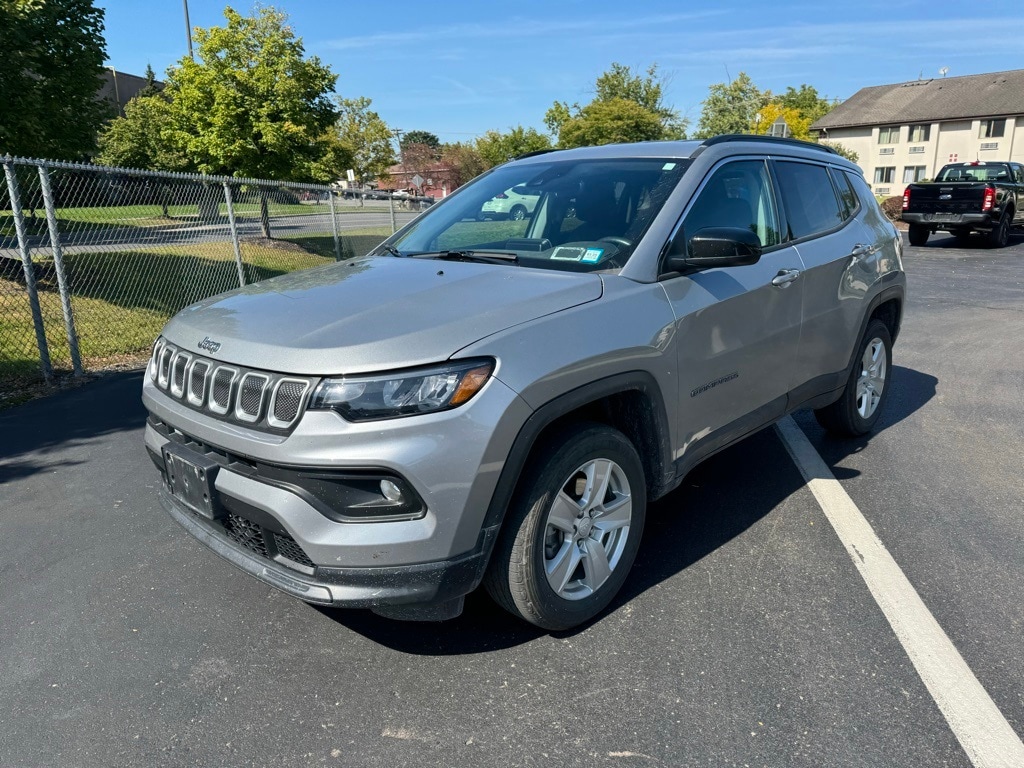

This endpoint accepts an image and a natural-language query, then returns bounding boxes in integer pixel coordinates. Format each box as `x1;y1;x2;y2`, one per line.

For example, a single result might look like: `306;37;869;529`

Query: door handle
771;269;801;287
850;243;875;259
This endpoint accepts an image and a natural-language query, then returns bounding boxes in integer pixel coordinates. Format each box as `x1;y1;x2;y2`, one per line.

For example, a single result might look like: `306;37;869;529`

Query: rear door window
774;161;845;240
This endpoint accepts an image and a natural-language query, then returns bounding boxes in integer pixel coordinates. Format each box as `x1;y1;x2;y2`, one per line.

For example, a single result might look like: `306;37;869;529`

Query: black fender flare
480;371;674;536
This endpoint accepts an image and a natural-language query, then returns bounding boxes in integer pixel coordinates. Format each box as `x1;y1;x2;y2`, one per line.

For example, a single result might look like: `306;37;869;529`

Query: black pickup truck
901;161;1024;247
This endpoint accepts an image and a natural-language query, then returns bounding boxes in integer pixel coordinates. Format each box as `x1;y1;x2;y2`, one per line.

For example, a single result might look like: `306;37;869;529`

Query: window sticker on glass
581;248;605;263
551;246;586;261
662;163;677;171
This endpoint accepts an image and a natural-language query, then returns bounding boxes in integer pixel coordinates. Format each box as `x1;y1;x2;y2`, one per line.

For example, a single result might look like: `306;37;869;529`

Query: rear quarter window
774;161;844;240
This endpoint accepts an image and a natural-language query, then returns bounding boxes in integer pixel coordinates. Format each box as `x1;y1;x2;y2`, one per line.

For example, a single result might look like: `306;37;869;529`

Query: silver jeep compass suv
143;135;905;629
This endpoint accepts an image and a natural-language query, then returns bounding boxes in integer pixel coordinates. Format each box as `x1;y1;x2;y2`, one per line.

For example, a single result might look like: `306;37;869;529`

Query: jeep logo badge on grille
198;336;222;353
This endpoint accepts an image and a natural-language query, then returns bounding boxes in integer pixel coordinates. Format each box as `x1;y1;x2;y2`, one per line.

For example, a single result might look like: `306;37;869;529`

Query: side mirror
664;226;763;272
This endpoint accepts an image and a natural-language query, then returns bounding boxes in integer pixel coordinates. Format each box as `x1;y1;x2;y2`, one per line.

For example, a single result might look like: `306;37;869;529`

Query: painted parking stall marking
776;416;1024;768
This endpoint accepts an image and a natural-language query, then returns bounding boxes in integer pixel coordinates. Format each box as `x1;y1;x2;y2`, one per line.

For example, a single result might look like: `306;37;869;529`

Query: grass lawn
0;201;378;239
0;235;357;396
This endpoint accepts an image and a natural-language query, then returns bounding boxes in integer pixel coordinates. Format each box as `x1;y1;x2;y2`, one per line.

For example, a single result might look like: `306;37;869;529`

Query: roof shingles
811;69;1024;130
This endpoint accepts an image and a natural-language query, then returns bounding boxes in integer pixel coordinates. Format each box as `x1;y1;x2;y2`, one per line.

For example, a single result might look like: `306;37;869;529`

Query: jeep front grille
150;339;314;432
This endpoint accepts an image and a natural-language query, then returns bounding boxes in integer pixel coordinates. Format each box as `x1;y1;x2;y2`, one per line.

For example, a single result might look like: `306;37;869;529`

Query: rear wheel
509;204;528;221
485;423;646;630
908;225;929;246
987;211;1011;248
814;319;892;437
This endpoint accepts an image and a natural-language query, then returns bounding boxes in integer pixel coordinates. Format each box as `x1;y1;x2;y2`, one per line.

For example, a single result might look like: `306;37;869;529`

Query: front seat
563;182;623;242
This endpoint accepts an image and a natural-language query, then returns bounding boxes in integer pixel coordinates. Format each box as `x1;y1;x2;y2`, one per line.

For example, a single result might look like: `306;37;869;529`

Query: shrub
880;196;903;221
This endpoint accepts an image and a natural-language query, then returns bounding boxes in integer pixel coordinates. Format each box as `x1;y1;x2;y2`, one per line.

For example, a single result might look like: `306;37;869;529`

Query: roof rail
700;134;839;155
514;148;558;160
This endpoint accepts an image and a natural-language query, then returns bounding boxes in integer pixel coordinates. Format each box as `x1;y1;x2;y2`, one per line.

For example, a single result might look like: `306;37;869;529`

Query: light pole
183;0;194;60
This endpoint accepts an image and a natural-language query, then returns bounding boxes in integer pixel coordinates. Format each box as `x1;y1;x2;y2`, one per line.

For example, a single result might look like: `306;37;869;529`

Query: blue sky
98;0;1023;142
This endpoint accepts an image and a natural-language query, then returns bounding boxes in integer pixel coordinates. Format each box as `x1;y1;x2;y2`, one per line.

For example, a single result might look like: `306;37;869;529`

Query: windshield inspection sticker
581;248;605;263
551;246;586;261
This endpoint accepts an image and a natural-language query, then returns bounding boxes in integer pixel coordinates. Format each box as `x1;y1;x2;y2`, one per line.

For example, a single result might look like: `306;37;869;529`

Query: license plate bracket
162;442;223;520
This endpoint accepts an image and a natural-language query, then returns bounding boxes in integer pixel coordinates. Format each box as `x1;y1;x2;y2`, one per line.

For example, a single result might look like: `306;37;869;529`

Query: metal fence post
388;194;397;234
222;182;247;287
37;163;83;376
4;160;53;382
327;190;342;261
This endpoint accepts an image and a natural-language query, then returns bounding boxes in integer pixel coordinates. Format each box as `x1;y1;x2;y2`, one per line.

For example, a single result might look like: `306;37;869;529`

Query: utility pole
183;0;194;60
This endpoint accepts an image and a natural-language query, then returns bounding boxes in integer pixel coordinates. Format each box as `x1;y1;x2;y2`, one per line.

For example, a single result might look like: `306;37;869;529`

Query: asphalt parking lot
1;232;1022;767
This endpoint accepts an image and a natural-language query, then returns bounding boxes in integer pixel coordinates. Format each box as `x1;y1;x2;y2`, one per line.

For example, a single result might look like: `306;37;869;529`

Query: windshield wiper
378;243;403;257
406;250;519;265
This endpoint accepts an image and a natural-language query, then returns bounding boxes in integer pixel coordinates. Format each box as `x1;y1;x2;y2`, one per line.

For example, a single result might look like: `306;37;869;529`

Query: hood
162;256;603;375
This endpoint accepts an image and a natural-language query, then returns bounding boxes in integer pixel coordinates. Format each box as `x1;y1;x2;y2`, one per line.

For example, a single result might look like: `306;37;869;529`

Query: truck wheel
987;212;1011;248
484;422;646;630
509;204;528;221
908;225;929;246
814;319;892;437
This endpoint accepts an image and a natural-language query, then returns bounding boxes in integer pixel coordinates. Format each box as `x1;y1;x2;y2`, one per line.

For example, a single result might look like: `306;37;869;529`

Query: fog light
380;479;404;503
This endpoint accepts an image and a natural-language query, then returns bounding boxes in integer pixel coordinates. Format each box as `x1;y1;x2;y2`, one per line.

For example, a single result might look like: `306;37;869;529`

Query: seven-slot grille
149;338;313;431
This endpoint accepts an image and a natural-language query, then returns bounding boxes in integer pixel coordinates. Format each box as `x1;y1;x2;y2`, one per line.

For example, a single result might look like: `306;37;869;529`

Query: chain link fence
1;156;428;404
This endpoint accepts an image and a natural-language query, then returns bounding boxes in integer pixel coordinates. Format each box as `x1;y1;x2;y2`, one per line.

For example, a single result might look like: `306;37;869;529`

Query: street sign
411;174;424;189
346;169;356;182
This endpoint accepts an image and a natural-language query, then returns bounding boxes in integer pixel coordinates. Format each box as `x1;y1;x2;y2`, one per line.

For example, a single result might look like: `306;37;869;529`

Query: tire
509;204;528;221
484;422;646;630
814;319;892;437
987;211;1011;248
908;225;929;246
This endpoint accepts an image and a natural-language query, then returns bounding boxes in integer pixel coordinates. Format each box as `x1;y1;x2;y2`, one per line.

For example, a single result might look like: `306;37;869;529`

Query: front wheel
814;319;892;437
908;225;929;246
509;204;527;221
484;423;646;630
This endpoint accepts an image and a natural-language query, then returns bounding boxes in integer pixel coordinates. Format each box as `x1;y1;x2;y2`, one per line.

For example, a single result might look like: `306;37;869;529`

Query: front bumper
159;485;496;611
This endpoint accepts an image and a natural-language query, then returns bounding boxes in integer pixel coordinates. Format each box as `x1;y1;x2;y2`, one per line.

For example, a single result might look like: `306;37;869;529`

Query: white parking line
775;416;1024;768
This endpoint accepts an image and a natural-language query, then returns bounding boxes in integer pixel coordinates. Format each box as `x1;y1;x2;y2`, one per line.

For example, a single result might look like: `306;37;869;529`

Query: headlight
309;359;495;422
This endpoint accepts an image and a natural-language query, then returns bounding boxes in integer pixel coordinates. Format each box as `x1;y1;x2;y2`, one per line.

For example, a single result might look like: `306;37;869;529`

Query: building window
903;166;927;183
879;147;895;156
980;142;999;151
909;146;926;154
878;126;900;144
908;124;931;142
979;119;1005;138
873;167;895;184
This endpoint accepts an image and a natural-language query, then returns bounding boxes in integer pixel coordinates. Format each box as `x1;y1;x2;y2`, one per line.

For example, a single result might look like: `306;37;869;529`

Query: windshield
382;157;690;272
934;163;1012;182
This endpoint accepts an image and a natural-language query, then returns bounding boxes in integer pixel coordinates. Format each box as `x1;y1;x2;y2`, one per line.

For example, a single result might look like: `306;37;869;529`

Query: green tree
694;72;769;139
593;63;687;138
0;0;110;159
138;63;162;98
778;84;835;124
162;6;339;235
401;130;441;156
820;141;858;163
96;94;187;171
439;142;485;187
335;96;395;185
475;126;551;167
558;98;665;148
545;63;686;147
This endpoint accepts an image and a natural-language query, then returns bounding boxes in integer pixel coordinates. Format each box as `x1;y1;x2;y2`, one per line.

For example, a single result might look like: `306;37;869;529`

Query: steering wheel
597;236;633;249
